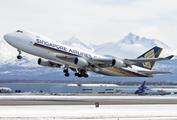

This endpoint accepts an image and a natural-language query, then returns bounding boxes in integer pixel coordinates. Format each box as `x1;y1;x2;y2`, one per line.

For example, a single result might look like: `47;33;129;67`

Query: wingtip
166;55;174;60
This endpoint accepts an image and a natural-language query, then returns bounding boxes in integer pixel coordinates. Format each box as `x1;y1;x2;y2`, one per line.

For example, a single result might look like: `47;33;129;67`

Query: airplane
0;86;12;93
135;81;177;95
146;88;171;95
3;30;174;78
135;81;147;95
113;81;146;94
145;87;177;95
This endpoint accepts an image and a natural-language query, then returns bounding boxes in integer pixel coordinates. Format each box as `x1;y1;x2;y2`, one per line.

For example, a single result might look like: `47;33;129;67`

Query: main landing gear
63;66;88;78
63;67;69;77
17;49;22;59
75;69;89;78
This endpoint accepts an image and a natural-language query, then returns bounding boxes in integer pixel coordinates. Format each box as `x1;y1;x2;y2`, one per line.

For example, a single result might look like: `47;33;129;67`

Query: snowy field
0;96;177;120
1;105;177;120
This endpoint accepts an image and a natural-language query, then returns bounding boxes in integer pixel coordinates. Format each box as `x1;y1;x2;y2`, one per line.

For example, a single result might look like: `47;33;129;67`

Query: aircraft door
29;41;33;46
29;39;34;46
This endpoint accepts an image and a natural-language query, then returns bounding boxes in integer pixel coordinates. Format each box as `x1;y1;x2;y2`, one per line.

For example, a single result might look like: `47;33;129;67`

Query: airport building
1;83;176;94
0;83;119;94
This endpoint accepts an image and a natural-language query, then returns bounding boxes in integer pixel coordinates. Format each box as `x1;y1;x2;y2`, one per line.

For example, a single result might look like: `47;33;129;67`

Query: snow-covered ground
0;105;177;120
0;96;177;120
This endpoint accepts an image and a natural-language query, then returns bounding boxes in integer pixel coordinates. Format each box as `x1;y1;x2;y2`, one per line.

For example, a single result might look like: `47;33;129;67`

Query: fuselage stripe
34;43;78;56
105;66;147;77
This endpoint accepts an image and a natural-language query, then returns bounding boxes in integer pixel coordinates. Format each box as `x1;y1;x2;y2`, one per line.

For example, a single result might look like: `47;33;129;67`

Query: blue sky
1;0;177;48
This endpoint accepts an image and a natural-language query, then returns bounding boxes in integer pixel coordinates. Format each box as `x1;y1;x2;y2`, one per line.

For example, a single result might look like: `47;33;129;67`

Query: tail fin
138;81;146;90
135;81;146;94
136;46;163;70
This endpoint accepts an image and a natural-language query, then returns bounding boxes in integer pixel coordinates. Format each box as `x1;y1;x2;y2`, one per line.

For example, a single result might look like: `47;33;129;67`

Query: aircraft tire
65;73;69;77
17;55;22;59
63;69;68;73
75;73;79;76
84;74;88;78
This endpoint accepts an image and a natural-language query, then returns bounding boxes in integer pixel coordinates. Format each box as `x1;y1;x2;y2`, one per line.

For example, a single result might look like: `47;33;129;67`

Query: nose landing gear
17;49;22;59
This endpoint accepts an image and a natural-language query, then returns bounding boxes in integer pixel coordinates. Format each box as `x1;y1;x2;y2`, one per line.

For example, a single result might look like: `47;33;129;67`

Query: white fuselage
146;88;177;95
4;30;150;77
0;87;11;93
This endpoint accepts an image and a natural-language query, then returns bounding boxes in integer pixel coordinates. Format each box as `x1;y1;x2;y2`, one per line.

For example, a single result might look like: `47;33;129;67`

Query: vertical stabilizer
135;81;146;94
136;46;163;70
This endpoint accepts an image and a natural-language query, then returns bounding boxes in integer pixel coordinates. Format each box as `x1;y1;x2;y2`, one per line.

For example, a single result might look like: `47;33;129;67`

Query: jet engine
112;59;126;68
38;58;61;68
74;57;88;67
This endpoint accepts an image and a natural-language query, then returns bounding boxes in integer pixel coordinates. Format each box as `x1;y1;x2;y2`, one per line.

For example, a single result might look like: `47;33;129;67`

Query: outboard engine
112;59;126;68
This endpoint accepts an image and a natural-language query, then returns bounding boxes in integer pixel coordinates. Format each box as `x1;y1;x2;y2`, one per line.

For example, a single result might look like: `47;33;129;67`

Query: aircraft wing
92;55;174;66
56;54;174;68
56;55;112;65
138;71;173;74
91;55;174;69
90;58;112;64
56;55;76;63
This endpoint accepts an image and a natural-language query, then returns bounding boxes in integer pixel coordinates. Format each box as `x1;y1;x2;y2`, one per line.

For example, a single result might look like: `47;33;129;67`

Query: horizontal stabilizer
138;70;173;75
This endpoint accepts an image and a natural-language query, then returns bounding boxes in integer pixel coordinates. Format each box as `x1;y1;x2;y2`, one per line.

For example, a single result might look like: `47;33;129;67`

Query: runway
1;95;177;120
0;95;177;105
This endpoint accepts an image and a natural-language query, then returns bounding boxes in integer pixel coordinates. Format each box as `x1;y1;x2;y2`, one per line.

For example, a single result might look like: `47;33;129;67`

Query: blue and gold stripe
34;43;78;56
105;66;148;77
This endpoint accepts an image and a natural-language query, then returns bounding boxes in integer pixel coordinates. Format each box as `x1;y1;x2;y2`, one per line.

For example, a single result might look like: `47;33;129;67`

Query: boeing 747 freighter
3;30;174;78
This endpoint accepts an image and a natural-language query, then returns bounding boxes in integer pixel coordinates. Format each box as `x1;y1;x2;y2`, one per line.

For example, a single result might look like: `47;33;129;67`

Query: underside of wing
56;54;76;63
55;55;114;72
90;58;113;64
55;54;174;70
56;55;113;67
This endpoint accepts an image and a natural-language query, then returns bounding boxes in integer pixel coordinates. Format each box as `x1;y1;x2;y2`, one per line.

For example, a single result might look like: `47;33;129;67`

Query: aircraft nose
3;34;11;42
3;33;17;44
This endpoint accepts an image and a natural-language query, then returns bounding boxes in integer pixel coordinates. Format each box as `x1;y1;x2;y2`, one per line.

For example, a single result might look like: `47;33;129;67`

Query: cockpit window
16;30;23;33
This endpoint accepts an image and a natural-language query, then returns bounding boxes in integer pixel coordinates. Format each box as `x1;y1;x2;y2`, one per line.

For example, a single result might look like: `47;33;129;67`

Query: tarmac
0;95;177;105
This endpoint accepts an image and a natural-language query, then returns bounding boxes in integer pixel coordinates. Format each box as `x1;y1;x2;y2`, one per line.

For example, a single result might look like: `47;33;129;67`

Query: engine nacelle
74;57;88;67
38;58;61;68
112;59;126;68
